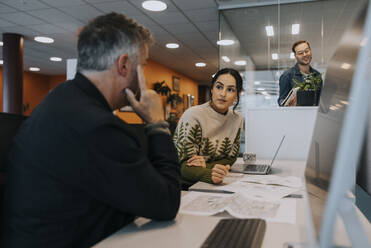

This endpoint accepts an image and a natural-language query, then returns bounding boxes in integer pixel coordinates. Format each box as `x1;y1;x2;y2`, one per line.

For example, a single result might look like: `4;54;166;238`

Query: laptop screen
269;135;286;166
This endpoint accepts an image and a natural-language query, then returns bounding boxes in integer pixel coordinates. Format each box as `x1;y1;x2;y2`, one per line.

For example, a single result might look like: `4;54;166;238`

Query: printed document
241;175;303;189
180;192;296;224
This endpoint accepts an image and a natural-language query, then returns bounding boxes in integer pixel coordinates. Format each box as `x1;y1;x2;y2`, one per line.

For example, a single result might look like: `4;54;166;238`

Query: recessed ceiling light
265;26;274;36
341;63;351;70
34;36;54;44
272;53;278;60
257;88;265;91
254;81;261;85
292;24;300;35
216;39;235;46
166;43;179;49
0;59;3;65
0;41;3;46
195;62;206;67
29;67;40;72
222;56;230;62
290;52;295;59
234;60;246;66
50;57;62;62
142;0;167;11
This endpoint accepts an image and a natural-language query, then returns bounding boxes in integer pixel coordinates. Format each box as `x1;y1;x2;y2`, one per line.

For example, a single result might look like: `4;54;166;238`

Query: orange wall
23;72;51;116
116;59;198;123
0;66;65;115
1;59;198;123
49;75;66;89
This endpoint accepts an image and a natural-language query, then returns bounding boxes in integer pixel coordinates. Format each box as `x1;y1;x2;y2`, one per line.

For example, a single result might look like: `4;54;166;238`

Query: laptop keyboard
201;218;266;248
246;164;268;173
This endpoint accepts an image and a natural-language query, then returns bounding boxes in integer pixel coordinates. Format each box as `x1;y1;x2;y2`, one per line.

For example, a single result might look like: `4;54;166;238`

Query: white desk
94;159;371;248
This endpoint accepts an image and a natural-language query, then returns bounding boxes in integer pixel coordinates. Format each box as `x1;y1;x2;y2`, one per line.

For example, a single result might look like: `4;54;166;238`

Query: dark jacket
278;63;322;106
1;73;181;248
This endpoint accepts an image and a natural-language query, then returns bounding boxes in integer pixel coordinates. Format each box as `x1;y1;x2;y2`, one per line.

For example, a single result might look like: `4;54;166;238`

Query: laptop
240;135;286;175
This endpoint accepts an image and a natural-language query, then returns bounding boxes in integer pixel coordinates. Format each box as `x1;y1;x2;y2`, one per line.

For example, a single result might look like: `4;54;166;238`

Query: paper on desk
241;175;303;188
217;181;298;201
180;192;296;224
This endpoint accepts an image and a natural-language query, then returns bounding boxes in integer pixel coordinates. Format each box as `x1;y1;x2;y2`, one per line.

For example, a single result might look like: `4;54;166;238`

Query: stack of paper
241;175;303;189
218;181;299;201
180;192;297;224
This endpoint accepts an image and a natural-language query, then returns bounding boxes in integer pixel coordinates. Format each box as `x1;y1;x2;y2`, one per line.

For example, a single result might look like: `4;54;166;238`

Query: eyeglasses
295;49;311;56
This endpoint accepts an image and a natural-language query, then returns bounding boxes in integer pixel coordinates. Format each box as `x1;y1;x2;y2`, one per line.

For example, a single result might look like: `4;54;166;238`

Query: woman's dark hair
210;68;243;112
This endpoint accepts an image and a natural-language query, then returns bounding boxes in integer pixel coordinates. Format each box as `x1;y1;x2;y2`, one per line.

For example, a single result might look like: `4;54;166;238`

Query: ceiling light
216;39;235;46
0;41;3;46
257;88;265;91
265;26;274;36
234;60;246;66
195;62;206;67
0;60;3;65
142;1;167;11
341;63;351;70
29;67;40;72
254;81;261;85
50;57;62;62
292;24;300;35
222;56;230;63
290;52;295;59
34;36;54;44
166;43;179;49
272;53;278;60
340;100;349;105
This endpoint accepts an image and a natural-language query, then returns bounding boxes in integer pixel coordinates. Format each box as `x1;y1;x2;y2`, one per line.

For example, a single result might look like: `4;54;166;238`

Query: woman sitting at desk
173;68;243;189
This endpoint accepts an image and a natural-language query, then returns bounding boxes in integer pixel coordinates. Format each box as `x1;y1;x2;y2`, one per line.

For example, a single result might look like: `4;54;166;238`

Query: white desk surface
94;159;371;248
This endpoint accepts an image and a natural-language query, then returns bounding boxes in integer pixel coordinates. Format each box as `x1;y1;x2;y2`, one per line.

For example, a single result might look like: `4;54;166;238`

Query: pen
189;188;235;194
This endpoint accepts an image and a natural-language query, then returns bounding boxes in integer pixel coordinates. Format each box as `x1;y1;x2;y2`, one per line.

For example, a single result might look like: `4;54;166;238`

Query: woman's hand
211;164;230;184
187;155;206;168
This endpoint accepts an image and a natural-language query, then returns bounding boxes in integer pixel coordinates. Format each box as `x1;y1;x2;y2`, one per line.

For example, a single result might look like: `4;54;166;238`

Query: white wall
245;107;318;161
67;58;77;80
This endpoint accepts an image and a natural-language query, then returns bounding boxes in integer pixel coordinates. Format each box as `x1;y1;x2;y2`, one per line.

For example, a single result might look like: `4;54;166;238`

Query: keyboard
245;164;268;173
201;218;266;248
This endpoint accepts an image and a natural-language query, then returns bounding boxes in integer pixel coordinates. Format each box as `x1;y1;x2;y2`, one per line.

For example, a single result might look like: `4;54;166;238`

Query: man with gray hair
2;13;181;248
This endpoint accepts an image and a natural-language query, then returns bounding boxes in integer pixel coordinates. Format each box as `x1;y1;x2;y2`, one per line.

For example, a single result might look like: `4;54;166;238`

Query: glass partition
219;0;365;109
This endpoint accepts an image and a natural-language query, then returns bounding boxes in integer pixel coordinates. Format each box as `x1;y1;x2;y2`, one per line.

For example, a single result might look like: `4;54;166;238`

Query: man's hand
187;155;206;168
211;164;230;184
288;95;297;106
125;65;164;123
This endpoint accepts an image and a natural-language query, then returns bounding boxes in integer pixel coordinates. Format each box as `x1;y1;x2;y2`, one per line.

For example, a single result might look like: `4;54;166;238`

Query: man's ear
117;54;129;77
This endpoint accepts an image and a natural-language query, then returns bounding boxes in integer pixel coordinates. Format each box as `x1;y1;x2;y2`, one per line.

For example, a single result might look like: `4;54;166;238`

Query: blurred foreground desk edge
94;160;371;248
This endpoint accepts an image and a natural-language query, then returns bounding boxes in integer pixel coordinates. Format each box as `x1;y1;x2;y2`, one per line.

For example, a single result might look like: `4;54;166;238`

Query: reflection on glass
219;0;365;108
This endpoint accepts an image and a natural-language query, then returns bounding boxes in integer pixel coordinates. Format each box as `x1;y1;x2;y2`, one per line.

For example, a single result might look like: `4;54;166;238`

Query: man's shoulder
281;65;297;78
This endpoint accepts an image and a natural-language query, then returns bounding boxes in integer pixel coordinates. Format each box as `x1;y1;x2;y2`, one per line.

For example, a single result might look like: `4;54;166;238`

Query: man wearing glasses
278;40;323;106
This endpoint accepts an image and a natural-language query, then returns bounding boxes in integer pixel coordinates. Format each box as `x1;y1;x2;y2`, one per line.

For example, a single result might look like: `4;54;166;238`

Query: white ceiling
0;0;221;84
0;0;366;85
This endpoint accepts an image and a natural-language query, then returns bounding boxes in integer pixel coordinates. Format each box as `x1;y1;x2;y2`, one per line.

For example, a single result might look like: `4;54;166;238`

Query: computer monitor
0;113;26;173
305;2;370;247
